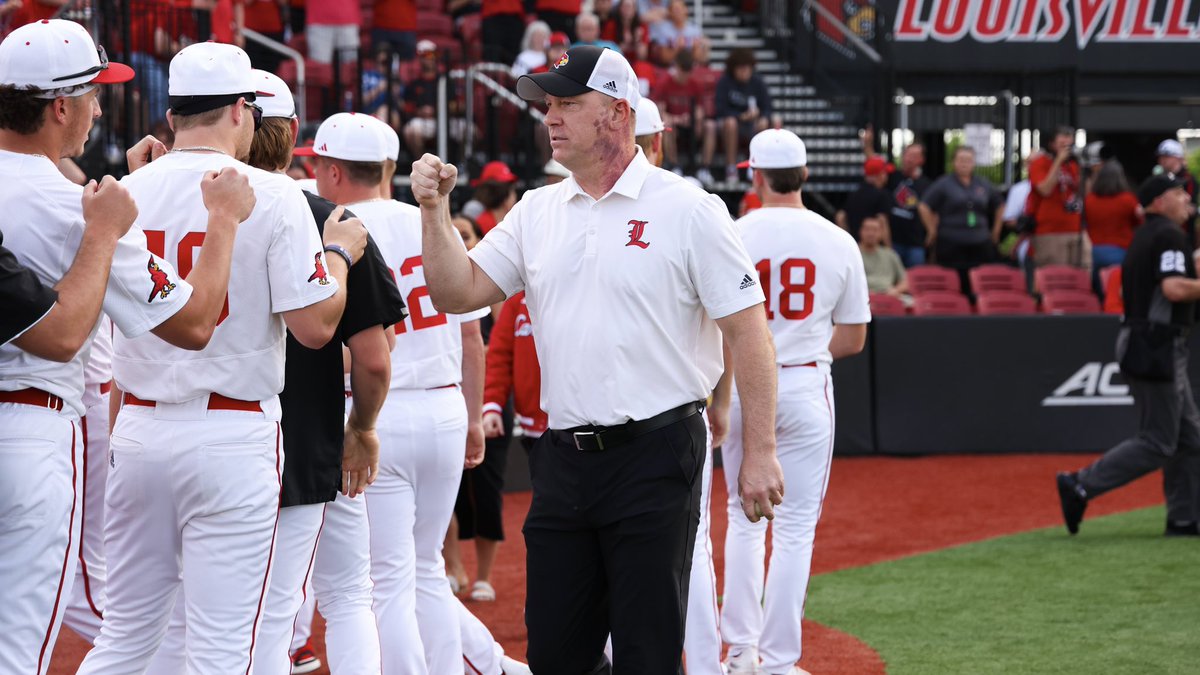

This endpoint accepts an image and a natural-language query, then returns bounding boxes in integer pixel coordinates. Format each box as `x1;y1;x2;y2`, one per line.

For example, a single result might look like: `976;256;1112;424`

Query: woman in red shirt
1085;159;1143;277
470;161;518;235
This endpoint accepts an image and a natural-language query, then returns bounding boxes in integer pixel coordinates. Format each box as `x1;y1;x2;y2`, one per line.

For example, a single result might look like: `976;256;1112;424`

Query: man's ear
51;97;70;125
166;109;176;133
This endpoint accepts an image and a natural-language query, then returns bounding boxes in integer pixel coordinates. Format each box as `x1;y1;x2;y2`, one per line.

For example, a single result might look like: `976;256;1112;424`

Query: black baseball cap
515;45;641;108
1138;173;1187;207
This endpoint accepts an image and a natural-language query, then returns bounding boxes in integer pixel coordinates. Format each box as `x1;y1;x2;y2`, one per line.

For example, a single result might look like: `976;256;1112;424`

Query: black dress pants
523;412;706;675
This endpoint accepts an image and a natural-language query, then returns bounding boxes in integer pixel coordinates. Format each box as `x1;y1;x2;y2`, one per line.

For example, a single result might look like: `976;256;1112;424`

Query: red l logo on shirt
626;219;650;249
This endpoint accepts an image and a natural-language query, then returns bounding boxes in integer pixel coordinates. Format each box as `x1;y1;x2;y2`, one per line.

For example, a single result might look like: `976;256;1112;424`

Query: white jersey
0;151;193;417
736;207;871;367
84;315;113;388
347;199;488;390
113;152;336;403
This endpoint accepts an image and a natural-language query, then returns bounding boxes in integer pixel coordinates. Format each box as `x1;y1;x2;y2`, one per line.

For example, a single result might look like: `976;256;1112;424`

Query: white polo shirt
469;148;765;428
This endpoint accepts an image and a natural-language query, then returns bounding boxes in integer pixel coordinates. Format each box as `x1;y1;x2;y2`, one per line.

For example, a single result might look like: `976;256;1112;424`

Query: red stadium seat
907;265;961;295
968;264;1025;295
976;291;1037;316
1034;264;1090;294
869;293;907;317
912;291;972;316
417;0;444;12
1042;291;1102;315
417;12;455;37
1101;265;1123;314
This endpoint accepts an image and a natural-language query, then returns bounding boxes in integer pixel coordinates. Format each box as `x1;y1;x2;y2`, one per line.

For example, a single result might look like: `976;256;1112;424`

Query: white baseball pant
289;591;316;655
684;419;723;675
250;502;325;675
309;490;382;675
366;386;467;674
721;365;835;674
78;401;283;675
0;402;81;675
64;383;111;644
460;600;503;675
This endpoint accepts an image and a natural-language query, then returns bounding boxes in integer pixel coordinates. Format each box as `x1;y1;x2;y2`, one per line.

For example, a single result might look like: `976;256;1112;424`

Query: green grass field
806;507;1200;674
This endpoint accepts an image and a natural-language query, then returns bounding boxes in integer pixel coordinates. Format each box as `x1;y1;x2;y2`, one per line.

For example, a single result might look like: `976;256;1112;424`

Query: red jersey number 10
755;258;815;320
144;230;230;325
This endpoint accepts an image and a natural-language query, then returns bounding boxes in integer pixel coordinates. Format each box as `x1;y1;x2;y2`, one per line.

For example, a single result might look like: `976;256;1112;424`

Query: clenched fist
81;176;137;240
200;167;256;224
410;153;457;207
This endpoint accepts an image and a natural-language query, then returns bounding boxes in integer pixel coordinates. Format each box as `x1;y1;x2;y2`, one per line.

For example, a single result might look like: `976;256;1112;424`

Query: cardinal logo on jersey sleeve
625;219;650;249
146;256;177;303
308;252;331;285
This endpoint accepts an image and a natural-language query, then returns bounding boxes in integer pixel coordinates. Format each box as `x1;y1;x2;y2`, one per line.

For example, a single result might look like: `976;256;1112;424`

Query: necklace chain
170;146;229;156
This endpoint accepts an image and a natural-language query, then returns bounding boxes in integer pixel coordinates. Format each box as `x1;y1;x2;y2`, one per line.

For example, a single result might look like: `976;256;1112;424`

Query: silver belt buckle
573;431;602;451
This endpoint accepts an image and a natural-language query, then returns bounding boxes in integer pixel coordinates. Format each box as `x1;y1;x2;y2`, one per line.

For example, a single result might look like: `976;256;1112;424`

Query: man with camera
1028;126;1092;273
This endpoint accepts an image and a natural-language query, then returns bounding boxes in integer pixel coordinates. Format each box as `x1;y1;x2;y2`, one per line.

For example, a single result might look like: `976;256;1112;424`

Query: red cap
549;32;570;47
863;156;894;176
471;161;518;186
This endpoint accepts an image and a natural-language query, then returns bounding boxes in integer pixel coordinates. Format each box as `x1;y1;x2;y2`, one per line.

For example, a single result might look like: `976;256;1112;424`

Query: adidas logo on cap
602;80;618;92
739;274;757;290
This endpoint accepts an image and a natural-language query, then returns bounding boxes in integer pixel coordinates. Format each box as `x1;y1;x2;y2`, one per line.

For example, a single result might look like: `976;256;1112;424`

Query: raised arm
12;177;134;361
282;207;367;349
410;154;504;313
715;304;783;523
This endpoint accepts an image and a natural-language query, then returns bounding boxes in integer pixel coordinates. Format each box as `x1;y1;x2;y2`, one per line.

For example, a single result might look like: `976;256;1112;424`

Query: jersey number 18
755;258;815;320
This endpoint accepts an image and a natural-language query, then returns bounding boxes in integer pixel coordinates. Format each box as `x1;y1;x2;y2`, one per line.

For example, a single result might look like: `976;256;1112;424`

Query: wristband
324;244;353;267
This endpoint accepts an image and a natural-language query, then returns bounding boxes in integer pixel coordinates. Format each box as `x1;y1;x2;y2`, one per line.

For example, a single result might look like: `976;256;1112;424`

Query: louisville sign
893;0;1200;48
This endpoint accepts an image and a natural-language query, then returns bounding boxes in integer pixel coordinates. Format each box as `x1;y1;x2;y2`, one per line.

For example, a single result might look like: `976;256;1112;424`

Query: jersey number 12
755;258;815;320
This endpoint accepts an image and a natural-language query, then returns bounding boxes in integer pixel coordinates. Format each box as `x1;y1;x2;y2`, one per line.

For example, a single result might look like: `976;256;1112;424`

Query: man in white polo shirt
718;129;870;675
412;45;783;674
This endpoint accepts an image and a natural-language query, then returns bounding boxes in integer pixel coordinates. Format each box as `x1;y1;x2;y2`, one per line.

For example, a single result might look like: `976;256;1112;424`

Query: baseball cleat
501;655;535;674
290;638;322;674
1056;472;1088;535
725;645;760;674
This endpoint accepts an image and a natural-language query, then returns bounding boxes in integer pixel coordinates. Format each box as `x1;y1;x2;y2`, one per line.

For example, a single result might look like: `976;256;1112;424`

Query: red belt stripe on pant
122;392;263;412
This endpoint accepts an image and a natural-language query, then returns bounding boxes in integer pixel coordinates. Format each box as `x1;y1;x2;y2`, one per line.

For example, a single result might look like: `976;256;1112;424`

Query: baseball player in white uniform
62;317;114;644
0;20;261;674
302;111;488;674
77;42;367;674
717;129;871;675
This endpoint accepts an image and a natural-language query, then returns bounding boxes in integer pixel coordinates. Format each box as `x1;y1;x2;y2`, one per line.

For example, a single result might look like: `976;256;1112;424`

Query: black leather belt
554;401;706;452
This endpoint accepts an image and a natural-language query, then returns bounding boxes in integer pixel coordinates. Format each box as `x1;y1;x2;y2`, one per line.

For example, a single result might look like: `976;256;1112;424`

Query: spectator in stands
306;0;360;64
1028;125;1092;274
373;0;419;60
243;0;284;70
286;0;305;35
653;49;707;173
1000;174;1032;260
739;188;762;216
919;146;1003;284
453;213;484;249
702;47;774;184
859;216;909;298
129;0;196;128
535;0;580;42
471;161;519;234
572;11;621;51
361;46;403;124
862;127;931;267
638;0;669;25
481;0;524;63
604;0;648;62
837;157;893;242
402;40;464;160
4;0;63;35
689;36;719;100
1154;139;1199;244
1086;159;1143;275
649;0;702;61
512;20;552;76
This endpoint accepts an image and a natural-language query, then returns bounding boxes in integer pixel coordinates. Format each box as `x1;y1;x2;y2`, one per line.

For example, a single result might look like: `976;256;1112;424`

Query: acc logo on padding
1041;362;1131;407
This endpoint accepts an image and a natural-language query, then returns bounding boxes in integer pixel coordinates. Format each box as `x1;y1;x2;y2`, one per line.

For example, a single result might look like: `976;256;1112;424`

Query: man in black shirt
836;156;893;242
1058;174;1200;537
887;144;932;267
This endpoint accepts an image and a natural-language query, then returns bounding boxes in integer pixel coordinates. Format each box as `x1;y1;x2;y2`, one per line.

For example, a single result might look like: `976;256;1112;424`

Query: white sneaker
696;167;715;185
725;645;759;674
767;667;812;675
500;655;534;674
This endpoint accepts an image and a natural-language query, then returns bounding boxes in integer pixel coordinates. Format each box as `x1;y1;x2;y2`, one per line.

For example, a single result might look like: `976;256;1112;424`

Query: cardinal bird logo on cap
308;253;331;285
554;52;570;69
146;256;176;303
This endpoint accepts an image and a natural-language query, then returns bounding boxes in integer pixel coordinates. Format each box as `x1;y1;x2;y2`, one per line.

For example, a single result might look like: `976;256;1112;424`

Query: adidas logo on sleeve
739;274;757;290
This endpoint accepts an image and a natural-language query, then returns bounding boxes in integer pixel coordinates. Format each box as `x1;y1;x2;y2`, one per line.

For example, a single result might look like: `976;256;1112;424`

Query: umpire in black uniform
1058;174;1200;536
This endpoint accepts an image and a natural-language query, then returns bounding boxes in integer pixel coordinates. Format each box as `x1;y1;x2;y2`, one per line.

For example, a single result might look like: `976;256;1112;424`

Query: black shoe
1164;520;1200;537
1056;472;1088;535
